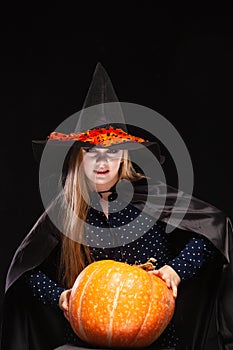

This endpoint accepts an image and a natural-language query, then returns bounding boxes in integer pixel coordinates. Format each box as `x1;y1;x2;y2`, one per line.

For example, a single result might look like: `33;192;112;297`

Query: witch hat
32;62;165;163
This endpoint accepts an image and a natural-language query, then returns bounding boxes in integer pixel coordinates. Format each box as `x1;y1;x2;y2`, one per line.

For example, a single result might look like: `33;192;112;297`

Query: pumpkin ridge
130;271;153;346
107;278;125;346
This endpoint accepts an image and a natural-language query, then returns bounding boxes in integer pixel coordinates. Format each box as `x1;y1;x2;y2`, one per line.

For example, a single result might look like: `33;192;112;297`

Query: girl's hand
149;265;181;298
59;289;72;321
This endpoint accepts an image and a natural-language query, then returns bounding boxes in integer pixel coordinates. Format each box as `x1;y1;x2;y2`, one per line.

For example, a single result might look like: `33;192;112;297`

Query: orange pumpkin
69;259;175;348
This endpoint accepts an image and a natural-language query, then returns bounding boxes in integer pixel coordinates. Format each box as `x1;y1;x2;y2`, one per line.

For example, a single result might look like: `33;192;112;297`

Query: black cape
1;180;233;350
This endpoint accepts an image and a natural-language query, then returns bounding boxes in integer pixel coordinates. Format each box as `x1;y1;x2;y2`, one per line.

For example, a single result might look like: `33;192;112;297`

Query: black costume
1;63;233;350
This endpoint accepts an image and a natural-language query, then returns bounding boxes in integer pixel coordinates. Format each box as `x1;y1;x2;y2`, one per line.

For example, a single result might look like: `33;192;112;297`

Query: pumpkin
68;259;175;348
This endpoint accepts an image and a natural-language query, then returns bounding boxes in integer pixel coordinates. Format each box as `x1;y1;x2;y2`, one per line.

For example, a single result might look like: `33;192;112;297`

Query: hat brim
32;123;166;164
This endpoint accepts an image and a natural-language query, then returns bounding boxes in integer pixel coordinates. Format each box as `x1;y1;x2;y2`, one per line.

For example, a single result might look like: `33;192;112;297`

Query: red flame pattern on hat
47;126;146;147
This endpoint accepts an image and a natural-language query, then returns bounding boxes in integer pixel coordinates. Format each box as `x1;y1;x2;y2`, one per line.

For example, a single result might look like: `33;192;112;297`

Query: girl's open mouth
94;170;110;175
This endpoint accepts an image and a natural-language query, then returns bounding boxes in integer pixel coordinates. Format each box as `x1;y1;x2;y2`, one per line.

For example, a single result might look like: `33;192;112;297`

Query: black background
1;14;233;321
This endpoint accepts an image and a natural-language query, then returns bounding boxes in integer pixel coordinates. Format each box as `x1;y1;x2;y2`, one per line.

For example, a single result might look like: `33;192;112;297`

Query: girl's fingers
165;278;171;288
150;269;171;287
171;280;178;298
62;301;69;311
149;267;180;298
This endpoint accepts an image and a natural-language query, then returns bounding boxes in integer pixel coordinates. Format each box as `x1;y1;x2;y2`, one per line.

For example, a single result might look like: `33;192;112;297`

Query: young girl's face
82;147;124;190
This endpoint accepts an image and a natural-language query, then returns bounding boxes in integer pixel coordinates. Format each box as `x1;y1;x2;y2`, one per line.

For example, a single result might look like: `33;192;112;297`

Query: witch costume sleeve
1;62;233;350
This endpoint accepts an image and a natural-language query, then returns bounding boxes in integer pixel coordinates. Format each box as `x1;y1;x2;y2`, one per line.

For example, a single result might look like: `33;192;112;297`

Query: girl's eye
107;149;119;154
83;148;97;153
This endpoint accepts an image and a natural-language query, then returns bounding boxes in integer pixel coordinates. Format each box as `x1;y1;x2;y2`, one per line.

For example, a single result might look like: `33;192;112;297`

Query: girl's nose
96;153;109;163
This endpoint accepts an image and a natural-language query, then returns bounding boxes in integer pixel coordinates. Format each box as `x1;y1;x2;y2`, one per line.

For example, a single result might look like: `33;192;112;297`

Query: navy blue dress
25;194;216;349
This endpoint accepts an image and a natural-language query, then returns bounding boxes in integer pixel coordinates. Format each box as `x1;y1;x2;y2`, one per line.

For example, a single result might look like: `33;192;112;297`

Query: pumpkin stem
134;257;157;271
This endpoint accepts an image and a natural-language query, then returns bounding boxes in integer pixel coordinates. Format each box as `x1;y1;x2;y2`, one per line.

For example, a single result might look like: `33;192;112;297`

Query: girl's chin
94;177;112;184
93;172;115;181
87;175;118;189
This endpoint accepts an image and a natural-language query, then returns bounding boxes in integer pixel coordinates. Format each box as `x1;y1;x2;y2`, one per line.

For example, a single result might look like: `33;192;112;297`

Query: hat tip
96;61;103;67
93;61;107;75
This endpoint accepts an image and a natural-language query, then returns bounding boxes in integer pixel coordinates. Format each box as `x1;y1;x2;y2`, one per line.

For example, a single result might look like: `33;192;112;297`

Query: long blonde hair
59;145;145;288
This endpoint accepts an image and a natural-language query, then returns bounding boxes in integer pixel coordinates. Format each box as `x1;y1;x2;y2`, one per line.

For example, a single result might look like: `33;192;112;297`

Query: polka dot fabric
24;270;65;309
25;195;216;349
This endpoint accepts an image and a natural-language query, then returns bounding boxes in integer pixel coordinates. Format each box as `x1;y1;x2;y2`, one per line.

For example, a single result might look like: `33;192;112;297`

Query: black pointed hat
32;62;165;163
